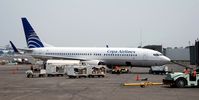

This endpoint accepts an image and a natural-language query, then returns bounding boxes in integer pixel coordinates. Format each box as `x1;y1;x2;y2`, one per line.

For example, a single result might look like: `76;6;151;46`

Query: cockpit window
153;53;163;56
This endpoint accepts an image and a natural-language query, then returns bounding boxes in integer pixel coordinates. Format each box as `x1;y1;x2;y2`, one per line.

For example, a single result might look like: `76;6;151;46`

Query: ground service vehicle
163;69;199;88
112;66;129;74
46;64;65;77
66;65;106;78
46;60;80;76
26;69;46;78
149;65;168;74
87;65;106;78
66;65;88;78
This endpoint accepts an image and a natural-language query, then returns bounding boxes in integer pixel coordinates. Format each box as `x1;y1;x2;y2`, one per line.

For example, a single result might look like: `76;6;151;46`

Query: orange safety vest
115;66;119;71
184;69;189;74
193;70;197;77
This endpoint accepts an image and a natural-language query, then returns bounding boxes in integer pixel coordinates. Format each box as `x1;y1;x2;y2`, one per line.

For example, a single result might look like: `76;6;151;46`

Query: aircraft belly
104;59;126;65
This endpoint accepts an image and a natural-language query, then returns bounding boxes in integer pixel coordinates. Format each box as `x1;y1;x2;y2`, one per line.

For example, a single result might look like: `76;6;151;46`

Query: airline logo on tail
21;18;44;48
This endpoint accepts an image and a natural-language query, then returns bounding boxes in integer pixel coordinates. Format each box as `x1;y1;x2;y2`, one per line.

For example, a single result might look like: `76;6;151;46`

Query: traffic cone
135;74;140;81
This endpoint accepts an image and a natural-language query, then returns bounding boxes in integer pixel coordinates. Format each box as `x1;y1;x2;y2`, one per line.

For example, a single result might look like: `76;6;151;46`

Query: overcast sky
0;0;199;48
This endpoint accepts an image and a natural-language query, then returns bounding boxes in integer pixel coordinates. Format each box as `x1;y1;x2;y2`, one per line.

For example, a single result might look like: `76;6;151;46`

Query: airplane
10;41;20;54
11;17;171;68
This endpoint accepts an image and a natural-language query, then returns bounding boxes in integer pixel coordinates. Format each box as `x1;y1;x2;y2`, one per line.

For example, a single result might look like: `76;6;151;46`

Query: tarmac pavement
0;64;199;100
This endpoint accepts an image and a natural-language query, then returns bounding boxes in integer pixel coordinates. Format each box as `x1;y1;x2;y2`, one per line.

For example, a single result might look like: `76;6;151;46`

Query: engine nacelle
82;60;105;65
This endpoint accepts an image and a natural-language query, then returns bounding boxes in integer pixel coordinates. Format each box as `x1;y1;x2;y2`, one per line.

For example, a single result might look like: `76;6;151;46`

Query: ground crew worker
30;65;33;71
115;66;120;74
193;68;197;77
115;66;118;70
183;67;190;74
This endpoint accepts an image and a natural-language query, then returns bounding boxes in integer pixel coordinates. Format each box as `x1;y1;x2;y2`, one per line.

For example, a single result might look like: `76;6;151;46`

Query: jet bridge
170;60;192;69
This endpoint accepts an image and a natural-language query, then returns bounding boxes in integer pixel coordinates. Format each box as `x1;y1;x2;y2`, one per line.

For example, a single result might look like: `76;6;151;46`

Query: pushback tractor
163;69;199;88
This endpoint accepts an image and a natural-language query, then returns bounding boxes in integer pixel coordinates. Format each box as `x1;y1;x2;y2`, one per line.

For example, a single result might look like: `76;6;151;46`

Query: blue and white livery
19;17;170;67
22;18;44;48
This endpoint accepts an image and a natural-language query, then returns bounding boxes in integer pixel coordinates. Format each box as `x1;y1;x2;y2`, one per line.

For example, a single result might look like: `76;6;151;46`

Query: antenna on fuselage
137;28;143;48
140;28;143;48
106;44;109;48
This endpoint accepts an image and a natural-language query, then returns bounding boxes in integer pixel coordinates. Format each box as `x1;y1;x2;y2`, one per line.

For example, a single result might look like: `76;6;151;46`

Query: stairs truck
163;68;199;88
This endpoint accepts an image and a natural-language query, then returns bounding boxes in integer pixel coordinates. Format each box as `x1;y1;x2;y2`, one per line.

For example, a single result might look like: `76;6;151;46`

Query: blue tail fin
9;41;20;53
21;17;44;48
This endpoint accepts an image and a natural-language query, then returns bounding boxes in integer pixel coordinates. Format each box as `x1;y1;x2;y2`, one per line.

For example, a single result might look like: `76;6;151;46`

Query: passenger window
153;54;159;56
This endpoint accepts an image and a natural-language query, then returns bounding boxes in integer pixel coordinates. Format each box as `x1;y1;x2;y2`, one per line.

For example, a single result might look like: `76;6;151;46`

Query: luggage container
46;65;65;76
46;60;81;77
26;69;46;78
66;65;88;78
149;65;168;74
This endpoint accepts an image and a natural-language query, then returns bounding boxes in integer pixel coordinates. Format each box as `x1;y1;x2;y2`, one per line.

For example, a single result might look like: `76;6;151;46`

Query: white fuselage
19;18;170;68
29;47;170;67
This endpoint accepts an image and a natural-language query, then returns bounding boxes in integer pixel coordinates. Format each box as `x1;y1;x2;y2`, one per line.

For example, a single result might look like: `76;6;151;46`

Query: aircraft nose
162;56;171;63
